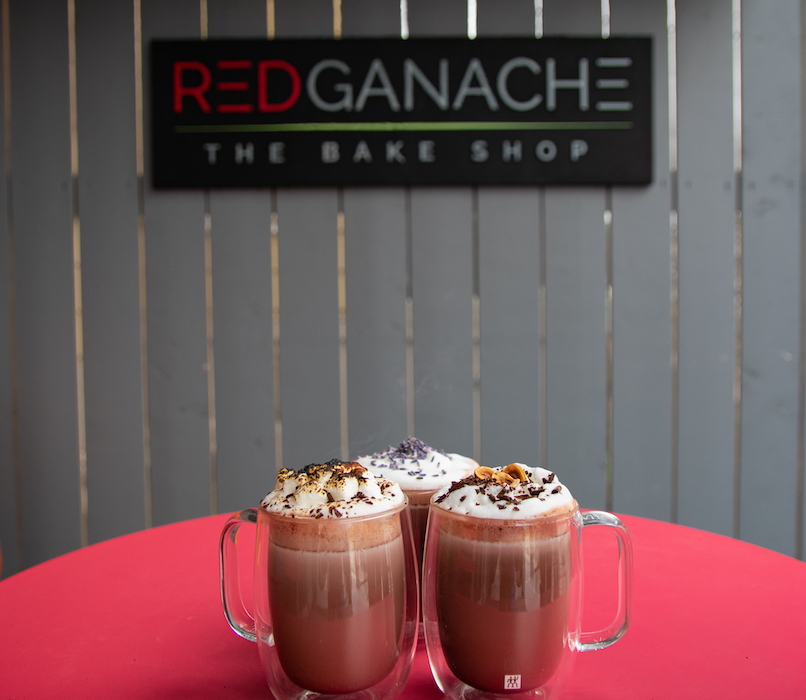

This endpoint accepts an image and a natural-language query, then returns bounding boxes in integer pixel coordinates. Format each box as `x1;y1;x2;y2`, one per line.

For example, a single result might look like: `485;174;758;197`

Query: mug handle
577;510;634;651
219;508;258;642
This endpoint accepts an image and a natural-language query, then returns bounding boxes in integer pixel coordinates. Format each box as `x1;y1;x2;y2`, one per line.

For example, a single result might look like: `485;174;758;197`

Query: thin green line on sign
174;120;633;134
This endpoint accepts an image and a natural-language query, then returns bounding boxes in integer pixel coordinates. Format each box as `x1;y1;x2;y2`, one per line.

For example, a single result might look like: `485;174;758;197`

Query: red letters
173;61;212;113
259;60;301;112
216;60;253;113
173;58;301;114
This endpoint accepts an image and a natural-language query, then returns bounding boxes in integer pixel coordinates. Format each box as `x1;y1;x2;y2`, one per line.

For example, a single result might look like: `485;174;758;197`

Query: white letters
594;57;633;110
453;58;499;111
203;143;221;164
201;137;597;171
570;139;588;161
546;58;589;111
502;140;522;162
497;58;542;111
307;60;353;112
418;140;436;162
322;141;340;163
386;141;405;163
353;141;372;162
235;142;254;164
404;59;449;111
471;140;489;162
268;142;285;164
355;59;401;112
536;140;557;162
302;54;627;117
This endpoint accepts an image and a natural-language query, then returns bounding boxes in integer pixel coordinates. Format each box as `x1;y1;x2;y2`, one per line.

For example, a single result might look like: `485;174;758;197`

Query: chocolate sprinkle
434;466;568;512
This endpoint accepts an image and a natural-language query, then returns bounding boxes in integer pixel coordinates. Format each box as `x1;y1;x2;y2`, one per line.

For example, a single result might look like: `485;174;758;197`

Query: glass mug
219;500;420;700
422;502;633;699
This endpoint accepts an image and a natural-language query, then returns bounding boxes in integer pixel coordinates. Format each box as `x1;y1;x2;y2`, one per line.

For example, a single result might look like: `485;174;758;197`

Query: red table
1;512;804;699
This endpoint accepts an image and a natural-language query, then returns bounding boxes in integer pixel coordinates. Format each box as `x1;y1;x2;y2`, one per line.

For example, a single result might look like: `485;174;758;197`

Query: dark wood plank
739;0;802;555
11;0;81;566
207;0;278;512
142;0;210;526
77;0;147;544
609;0;674;521
675;0;735;537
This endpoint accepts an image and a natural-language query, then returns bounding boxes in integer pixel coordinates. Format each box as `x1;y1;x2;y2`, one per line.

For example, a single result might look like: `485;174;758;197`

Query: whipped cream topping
261;459;405;518
357;437;477;492
432;464;575;519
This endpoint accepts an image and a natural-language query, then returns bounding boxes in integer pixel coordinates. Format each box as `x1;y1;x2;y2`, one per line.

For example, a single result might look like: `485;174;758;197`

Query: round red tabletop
0;512;804;699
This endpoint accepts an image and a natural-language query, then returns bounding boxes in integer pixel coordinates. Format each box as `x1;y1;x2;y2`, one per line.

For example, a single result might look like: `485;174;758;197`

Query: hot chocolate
260;460;409;694
357;438;477;566
429;464;577;693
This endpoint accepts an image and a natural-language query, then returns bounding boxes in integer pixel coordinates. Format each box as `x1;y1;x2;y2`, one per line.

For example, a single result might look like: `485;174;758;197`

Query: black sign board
151;37;652;188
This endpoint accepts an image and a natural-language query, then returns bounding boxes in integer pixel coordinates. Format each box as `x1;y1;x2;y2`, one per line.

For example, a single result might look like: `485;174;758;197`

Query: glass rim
259;495;409;523
429;498;580;527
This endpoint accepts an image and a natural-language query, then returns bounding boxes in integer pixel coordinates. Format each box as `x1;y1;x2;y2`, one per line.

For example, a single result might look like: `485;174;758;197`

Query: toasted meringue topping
262;459;405;518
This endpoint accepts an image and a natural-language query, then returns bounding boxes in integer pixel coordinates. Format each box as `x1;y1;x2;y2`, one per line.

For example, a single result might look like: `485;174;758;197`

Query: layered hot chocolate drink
429;464;577;693
357;438;477;567
260;460;408;694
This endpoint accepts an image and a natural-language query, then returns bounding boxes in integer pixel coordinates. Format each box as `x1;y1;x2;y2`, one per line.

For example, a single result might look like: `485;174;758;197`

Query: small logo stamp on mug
504;675;522;690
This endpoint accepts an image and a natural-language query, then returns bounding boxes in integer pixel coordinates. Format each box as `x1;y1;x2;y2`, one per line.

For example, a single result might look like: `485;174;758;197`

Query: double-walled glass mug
422;502;633;700
219;500;420;700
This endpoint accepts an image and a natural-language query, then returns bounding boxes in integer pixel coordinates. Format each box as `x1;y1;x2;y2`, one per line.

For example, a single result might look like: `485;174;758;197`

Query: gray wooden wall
1;0;805;577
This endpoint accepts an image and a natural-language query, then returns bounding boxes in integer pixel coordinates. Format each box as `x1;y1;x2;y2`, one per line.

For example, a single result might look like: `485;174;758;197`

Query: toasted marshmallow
432;464;575;519
262;459;404;518
357;437;477;493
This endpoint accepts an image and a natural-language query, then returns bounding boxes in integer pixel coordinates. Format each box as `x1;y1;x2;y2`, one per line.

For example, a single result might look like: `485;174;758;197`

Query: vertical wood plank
477;187;542;467
76;0;146;544
207;0;277;513
11;0;81;566
675;0;735;537
142;0;210;526
544;188;608;509
475;2;543;468
208;187;276;511
407;0;475;457
408;0;466;36
0;0;19;578
276;188;342;466
410;188;475;454
543;0;602;35
344;189;408;456
342;0;401;37
275;0;333;37
542;0;608;509
274;1;342;470
478;0;535;36
609;0;673;520
341;1;409;458
207;0;266;37
739;0;801;555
